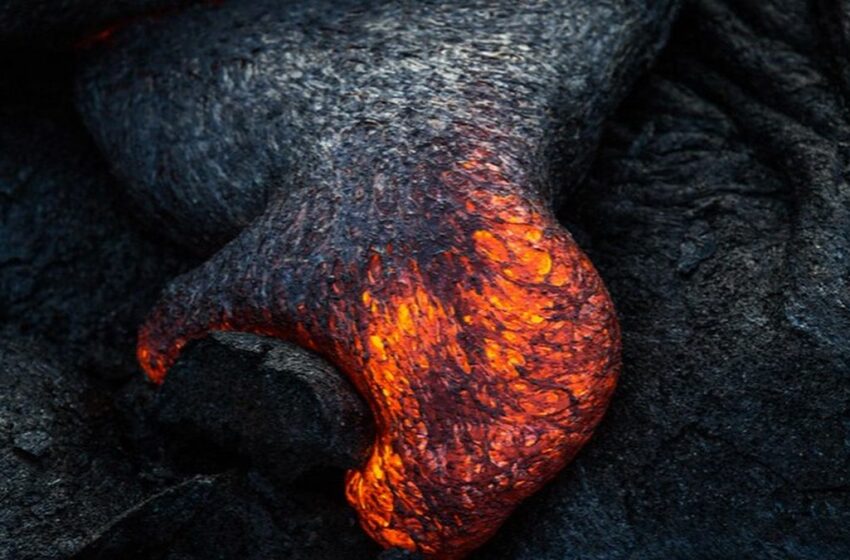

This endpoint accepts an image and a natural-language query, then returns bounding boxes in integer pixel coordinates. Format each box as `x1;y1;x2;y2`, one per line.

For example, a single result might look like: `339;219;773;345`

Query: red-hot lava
138;147;620;558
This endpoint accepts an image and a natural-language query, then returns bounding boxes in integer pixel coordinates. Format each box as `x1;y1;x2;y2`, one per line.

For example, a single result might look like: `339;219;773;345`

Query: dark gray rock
378;549;424;560
0;85;196;379
0;336;149;560
75;471;380;560
0;314;377;560
154;332;373;482
78;3;678;554
0;330;379;560
0;0;185;49
476;1;850;558
13;430;53;458
76;0;679;254
0;65;380;556
7;0;845;557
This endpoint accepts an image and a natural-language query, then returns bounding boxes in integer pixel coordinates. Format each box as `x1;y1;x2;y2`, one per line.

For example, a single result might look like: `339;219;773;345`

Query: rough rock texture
378;549;424;560
76;1;687;555
0;51;384;559
0;336;148;560
77;0;679;254
5;0;849;558
73;330;386;560
0;0;186;49
154;332;374;482
476;1;850;558
0;57;196;379
0;330;382;560
75;472;380;560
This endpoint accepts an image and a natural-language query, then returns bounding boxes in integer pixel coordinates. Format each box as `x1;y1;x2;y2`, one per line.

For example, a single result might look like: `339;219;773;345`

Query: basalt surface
1;0;848;558
75;1;689;556
0;0;186;49
153;332;374;483
76;1;681;557
477;1;850;558
77;0;679;254
0;336;147;560
0;59;194;380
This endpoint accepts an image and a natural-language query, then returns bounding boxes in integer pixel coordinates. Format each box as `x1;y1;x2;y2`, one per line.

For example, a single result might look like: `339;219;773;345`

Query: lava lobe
138;143;620;558
71;0;680;556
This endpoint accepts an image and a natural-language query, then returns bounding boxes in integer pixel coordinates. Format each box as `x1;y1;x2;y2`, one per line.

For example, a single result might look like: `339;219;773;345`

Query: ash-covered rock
154;332;373;482
477;1;850;558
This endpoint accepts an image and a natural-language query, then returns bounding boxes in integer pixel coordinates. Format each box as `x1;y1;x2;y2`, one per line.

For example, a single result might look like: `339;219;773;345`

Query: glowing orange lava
138;147;620;559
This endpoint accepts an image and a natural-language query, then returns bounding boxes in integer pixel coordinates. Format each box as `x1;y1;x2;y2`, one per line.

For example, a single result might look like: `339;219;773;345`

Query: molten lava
138;147;620;559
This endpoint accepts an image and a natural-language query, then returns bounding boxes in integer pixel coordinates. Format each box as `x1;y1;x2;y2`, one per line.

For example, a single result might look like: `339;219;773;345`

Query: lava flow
137;146;620;559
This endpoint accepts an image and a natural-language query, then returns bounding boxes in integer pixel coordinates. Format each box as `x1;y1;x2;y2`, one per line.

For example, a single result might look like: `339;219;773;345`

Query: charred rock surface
153;332;374;481
75;472;380;560
0;76;195;379
76;1;682;556
0;0;185;49
0;328;384;560
477;1;850;558
78;0;679;254
0;336;148;559
0;52;382;560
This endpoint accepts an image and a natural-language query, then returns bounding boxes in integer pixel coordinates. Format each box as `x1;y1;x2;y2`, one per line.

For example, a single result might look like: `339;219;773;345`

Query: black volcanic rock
378;549;424;560
0;0;185;49
0;336;148;559
153;332;374;482
0;320;379;560
0;51;382;560
0;96;195;379
75;471;380;560
76;0;679;254
2;0;846;558
476;1;850;558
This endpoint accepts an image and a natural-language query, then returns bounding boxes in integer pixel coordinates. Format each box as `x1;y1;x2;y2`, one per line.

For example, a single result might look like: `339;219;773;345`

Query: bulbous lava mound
137;144;620;558
75;0;680;556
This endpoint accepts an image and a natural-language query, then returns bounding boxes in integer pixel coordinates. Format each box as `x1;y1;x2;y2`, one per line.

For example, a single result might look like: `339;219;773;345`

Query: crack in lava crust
137;148;620;559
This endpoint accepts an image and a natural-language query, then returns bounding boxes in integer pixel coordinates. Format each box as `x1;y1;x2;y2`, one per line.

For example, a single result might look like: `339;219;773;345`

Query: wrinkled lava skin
74;0;679;557
138;142;620;558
